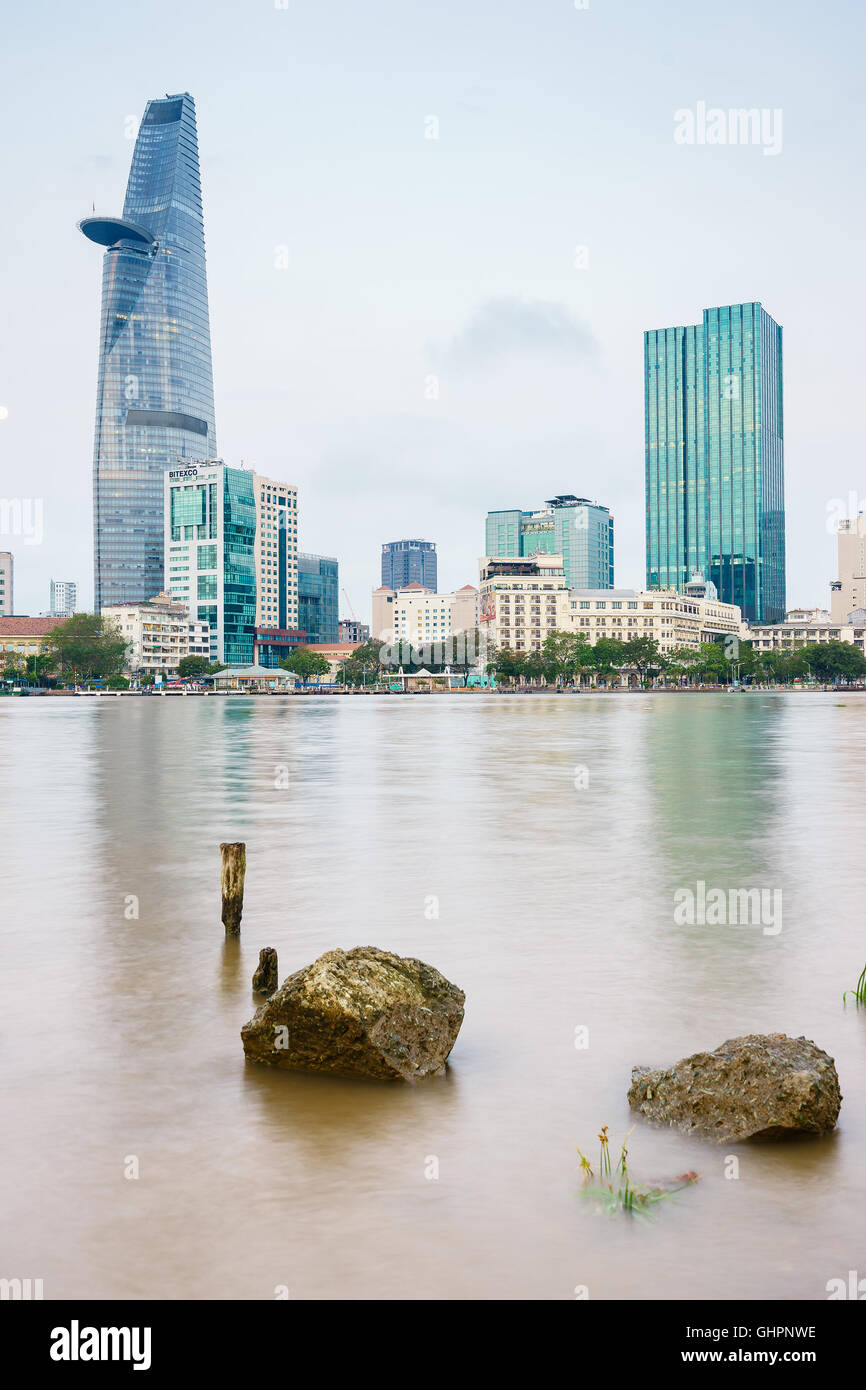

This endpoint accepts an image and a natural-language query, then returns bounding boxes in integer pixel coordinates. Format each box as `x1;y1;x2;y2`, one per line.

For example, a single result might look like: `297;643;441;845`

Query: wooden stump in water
253;947;278;995
220;842;246;935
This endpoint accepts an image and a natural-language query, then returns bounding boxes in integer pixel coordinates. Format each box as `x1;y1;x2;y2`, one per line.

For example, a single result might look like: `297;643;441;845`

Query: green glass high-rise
164;460;256;665
298;554;339;643
644;302;785;623
485;496;614;589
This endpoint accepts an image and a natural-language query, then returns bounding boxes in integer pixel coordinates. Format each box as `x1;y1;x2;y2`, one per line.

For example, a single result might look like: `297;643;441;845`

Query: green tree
177;655;212;680
589;637;625;685
338;638;386;687
691;641;729;684
490;648;526;686
522;649;545;684
663;645;700;685
759;648;805;685
2;651;25;683
541;630;591;686
280;646;332;685
801;640;866;684
621;635;664;685
46;614;129;685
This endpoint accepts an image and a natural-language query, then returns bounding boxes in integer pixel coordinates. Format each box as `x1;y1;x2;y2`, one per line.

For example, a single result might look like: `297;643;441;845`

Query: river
1;693;863;1299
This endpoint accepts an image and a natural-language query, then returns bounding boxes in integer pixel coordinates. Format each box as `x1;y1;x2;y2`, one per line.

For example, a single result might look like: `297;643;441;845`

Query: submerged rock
252;947;278;995
627;1034;841;1143
241;946;465;1081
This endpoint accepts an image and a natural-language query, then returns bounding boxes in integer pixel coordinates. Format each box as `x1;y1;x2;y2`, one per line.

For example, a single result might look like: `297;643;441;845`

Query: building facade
49;580;77;618
254;627;305;668
0;553;12;617
188;618;211;661
101;592;211;678
479;556;569;653
338;619;370;644
164;461;257;665
0;616;65;668
478;554;741;657
80;93;217;610
562;588;742;655
253;473;298;632
645;302;785;623
749;618;866;655
298;553;338;643
381;539;437;592
786;607;830;624
485;496;614;590
372;583;478;643
830;516;866;622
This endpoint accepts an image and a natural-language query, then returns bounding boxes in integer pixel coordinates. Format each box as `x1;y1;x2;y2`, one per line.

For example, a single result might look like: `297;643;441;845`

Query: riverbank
2;684;863;699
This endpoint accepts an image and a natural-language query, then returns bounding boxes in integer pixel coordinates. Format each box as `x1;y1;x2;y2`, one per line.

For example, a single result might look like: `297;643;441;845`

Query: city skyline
2;1;864;620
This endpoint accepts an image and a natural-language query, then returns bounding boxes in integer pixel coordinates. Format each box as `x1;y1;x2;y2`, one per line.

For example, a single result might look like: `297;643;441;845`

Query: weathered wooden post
252;947;278;995
220;842;246;935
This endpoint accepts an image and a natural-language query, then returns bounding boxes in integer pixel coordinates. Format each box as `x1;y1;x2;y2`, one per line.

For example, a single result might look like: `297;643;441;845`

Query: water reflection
0;694;863;1300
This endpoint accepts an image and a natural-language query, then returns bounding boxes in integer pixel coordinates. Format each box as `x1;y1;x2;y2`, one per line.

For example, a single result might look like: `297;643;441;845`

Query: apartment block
372;583;478;643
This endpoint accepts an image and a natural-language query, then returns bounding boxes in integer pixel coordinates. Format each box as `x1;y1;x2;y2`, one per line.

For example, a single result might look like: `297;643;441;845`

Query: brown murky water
1;693;864;1299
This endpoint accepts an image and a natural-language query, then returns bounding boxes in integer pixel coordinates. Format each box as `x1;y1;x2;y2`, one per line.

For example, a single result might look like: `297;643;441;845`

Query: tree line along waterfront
4;617;866;692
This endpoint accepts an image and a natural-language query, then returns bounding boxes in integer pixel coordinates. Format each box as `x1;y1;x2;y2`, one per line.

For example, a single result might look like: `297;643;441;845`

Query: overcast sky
1;0;864;620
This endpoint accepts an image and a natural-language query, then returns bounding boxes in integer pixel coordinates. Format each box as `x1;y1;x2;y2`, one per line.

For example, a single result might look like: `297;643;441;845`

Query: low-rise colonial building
0;615;66;666
748;616;866;655
562;585;743;654
478;557;743;657
478;555;568;652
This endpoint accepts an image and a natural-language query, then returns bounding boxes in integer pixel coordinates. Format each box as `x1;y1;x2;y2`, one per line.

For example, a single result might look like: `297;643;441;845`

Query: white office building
253;471;298;631
49;579;78;618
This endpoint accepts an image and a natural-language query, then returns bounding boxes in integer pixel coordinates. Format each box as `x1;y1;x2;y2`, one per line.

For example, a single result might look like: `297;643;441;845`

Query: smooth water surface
1;693;863;1299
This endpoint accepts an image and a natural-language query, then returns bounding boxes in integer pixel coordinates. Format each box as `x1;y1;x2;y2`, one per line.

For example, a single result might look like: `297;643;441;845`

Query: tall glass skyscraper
644;302;785;623
80;93;217;610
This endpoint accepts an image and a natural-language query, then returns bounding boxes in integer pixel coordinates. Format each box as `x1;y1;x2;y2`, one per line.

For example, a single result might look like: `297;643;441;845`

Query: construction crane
341;588;358;621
